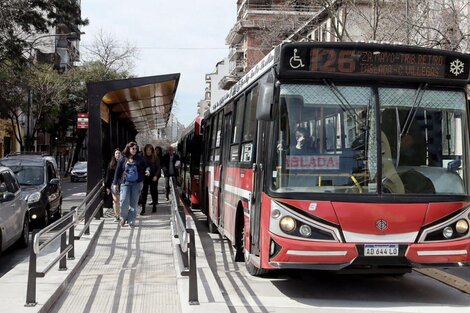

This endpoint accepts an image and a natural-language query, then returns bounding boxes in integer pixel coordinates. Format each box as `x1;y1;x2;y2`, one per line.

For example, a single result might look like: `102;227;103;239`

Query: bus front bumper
266;234;470;271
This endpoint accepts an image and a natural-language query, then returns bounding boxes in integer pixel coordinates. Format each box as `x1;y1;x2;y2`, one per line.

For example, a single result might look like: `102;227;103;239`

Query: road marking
414;268;470;294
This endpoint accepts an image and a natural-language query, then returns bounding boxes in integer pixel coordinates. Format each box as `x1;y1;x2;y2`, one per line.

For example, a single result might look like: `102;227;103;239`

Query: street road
191;210;470;313
0;180;86;278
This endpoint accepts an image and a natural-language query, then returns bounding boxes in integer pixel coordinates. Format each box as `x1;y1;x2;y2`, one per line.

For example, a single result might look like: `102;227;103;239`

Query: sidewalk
46;197;229;313
0;219;104;313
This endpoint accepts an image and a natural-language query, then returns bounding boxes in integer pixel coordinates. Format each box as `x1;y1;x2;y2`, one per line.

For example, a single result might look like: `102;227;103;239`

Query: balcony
218;75;238;90
228;44;245;61
226;20;261;45
239;3;321;19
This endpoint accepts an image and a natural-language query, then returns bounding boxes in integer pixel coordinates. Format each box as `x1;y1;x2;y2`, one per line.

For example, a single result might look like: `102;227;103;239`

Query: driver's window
0;173;7;198
47;163;54;183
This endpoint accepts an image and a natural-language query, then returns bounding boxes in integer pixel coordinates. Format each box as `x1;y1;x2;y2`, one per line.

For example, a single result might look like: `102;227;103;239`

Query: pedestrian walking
105;148;122;222
153;145;163;203
140;144;160;214
161;145;180;201
112;141;150;227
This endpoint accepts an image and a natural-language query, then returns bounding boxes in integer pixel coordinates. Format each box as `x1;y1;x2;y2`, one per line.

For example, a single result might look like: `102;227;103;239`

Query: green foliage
0;0;88;65
27;63;69;136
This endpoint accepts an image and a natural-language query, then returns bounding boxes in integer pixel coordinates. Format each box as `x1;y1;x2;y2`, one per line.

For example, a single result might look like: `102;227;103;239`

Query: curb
171;214;230;313
414;268;470;294
38;219;104;313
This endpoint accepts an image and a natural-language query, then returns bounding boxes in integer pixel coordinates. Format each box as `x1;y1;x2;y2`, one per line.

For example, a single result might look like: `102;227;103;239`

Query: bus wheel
245;253;269;276
234;208;244;262
207;215;218;234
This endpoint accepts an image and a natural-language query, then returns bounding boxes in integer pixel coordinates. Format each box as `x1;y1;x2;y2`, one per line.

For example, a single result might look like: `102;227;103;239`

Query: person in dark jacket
154;145;163;192
105;148;122;222
161;145;180;201
112;141;150;227
140;144;160;214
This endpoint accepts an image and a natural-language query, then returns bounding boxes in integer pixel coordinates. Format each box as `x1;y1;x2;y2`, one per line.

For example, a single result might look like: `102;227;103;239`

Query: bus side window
240;87;259;163
209;116;218;162
213;112;223;162
231;98;244;162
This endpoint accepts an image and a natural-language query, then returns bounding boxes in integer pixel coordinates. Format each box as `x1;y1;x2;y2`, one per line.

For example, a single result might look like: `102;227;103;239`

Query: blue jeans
120;181;143;224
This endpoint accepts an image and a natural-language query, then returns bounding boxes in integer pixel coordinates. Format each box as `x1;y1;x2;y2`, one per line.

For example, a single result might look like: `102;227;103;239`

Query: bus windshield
271;83;468;195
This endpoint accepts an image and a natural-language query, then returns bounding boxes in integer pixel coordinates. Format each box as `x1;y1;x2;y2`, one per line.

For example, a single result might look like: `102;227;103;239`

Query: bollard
25;230;38;306
69;225;75;259
187;229;199;305
59;232;67;270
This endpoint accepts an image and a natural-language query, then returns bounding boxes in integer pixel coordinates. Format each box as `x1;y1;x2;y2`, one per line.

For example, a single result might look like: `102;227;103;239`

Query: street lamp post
25;31;83;151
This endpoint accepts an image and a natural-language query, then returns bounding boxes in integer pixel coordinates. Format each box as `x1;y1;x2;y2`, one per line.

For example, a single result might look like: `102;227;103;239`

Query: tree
0;0;88;66
82;29;138;75
0;61;28;149
26;63;69;151
61;61;131;171
311;0;470;52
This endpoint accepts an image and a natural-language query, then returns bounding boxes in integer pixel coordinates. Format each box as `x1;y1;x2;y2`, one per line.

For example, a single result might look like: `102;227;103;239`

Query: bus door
218;111;233;234
250;120;267;255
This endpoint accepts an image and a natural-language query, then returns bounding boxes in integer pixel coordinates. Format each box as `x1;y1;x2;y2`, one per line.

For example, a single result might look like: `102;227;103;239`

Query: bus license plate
364;244;399;256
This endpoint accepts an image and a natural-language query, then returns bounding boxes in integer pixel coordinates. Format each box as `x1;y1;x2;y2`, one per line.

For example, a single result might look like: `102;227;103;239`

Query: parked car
70;161;87;182
0;166;29;255
0;153;62;228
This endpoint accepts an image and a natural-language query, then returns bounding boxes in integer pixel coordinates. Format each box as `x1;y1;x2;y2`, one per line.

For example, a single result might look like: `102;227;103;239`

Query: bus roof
210;41;470;115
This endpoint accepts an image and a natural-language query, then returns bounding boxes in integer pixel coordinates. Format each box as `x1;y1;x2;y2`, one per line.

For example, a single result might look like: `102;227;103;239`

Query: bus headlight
443;226;454;239
299;225;312;237
419;206;470;242
269;200;340;242
271;209;281;219
280;216;296;233
455;219;469;234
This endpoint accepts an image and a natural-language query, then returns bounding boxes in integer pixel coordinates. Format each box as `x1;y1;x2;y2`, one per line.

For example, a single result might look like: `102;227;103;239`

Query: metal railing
25;180;104;306
170;177;198;305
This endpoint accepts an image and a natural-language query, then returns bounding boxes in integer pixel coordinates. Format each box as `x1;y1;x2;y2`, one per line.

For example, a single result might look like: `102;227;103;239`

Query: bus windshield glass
271;83;468;195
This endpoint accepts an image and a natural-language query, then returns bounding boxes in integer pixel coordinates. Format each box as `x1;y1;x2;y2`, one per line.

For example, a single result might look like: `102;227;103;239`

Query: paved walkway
49;203;182;313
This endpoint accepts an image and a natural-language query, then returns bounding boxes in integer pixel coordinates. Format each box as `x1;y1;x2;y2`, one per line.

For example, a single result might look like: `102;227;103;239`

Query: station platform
0;191;229;313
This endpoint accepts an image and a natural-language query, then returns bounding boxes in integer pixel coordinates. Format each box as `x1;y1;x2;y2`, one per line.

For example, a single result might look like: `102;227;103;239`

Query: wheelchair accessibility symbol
289;48;305;69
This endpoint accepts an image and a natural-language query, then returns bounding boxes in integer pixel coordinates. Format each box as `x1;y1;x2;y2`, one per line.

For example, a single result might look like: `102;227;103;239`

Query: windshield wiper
323;79;365;127
400;82;428;137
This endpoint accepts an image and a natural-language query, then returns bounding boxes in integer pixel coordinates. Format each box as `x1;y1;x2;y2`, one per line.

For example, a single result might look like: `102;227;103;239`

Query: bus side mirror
256;82;274;121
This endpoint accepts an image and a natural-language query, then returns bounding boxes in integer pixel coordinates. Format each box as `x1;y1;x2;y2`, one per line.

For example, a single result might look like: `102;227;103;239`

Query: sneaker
114;216;120;222
120;219;125;227
141;211;145;215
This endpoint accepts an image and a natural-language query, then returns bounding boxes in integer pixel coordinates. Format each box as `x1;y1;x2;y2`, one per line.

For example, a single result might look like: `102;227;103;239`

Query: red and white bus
199;41;470;276
178;116;202;210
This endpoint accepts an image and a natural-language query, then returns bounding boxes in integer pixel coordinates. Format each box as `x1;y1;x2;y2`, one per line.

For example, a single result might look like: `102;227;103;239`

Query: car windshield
271;83;468;195
10;165;44;185
73;162;87;171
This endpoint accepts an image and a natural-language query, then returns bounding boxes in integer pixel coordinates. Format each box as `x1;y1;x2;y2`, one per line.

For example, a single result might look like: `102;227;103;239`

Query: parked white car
0;166;29;254
70;161;87;182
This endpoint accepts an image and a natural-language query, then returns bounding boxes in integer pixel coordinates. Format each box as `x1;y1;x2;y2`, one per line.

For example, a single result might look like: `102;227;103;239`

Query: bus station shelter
87;74;180;191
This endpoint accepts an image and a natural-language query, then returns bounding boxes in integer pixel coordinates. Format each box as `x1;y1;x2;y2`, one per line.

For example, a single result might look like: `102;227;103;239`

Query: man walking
162;145;180;201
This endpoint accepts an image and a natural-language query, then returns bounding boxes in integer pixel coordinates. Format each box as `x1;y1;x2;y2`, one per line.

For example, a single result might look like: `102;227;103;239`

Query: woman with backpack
112;141;150;227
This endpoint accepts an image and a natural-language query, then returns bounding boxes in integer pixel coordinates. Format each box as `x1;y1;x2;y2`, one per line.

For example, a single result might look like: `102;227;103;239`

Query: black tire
207;215;218;234
53;202;62;220
17;215;29;248
234;207;245;262
43;208;50;228
245;253;269;276
71;177;75;183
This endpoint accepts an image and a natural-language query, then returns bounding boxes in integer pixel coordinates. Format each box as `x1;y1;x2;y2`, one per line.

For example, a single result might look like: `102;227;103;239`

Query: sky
80;0;237;127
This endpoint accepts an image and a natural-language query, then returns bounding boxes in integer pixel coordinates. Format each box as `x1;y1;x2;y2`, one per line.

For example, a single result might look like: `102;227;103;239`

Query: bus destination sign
281;46;470;81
